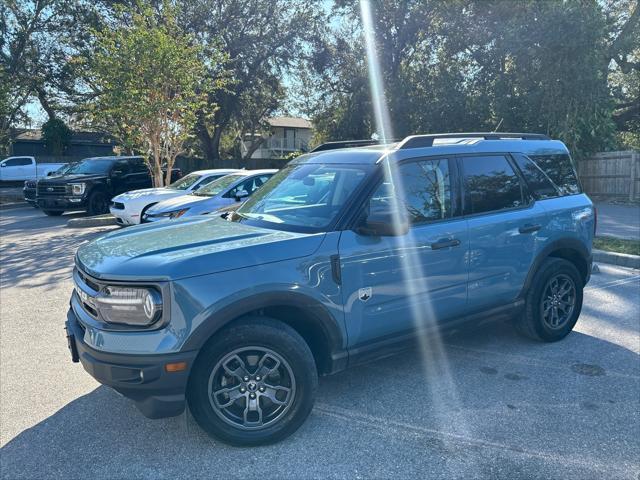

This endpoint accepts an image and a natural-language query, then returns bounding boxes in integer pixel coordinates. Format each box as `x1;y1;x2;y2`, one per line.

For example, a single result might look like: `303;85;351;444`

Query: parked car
0;156;66;182
142;169;276;223
23;163;77;207
35;156;181;216
110;169;240;226
65;133;594;446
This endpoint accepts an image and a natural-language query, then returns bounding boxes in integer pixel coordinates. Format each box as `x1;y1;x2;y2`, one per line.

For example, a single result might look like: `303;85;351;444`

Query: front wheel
187;316;317;446
87;191;108;215
516;258;583;342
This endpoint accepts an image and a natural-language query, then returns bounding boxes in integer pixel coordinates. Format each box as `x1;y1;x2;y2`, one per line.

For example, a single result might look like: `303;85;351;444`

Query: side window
130;158;149;174
113;160;131;174
370;158;452;224
196;175;223;188
462;155;524;214
527;154;581;196
511;153;559;200
4;157;32;166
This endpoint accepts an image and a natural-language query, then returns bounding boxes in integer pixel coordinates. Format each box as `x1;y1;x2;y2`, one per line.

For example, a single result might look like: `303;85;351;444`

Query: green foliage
84;1;223;185
41;117;72;155
300;0;639;159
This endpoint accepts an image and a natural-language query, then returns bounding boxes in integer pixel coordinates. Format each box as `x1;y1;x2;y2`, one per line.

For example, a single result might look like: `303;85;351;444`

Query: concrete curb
593;249;640;269
67;214;117;228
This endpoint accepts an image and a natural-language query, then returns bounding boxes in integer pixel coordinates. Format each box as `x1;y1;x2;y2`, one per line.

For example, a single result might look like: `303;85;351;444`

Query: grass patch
594;236;640;256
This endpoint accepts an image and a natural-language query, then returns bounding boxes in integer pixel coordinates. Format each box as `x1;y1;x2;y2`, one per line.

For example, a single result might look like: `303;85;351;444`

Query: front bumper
109;206;138;225
65;307;197;418
37;196;87;211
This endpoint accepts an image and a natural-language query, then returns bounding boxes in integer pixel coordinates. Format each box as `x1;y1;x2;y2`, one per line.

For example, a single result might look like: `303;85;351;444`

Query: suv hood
39;173;107;184
113;187;178;201
76;217;324;280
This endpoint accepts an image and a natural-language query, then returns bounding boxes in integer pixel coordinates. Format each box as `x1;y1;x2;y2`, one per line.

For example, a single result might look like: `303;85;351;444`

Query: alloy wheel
540;273;576;329
207;347;296;430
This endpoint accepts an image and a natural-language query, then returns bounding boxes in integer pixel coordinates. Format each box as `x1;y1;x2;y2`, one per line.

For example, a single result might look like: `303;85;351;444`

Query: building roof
267;117;312;129
12;128;116;145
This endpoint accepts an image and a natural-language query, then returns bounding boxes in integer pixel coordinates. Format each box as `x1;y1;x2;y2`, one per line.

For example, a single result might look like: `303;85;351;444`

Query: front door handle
518;224;542;234
431;238;461;250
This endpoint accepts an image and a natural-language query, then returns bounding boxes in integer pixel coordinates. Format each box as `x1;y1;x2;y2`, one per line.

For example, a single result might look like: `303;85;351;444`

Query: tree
41;117;72;155
84;2;224;186
180;0;323;163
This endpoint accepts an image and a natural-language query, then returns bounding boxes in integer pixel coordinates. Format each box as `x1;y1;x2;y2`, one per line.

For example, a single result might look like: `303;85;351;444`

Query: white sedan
109;169;239;225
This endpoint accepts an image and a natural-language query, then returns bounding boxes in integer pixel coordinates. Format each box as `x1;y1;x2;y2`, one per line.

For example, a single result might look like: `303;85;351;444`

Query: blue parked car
65;133;595;446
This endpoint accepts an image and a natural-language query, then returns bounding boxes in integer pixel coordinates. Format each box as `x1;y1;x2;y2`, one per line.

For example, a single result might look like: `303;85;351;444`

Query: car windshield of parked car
193;174;243;197
169;173;203;190
65;159;115;175
234;163;370;231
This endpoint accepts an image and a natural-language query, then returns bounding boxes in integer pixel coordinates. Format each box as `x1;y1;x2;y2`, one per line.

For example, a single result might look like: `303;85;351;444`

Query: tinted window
462;156;524;214
113;160;131;174
4;157;32;166
129;158;148;173
512;153;559;199
527;154;581;196
371;158;452;224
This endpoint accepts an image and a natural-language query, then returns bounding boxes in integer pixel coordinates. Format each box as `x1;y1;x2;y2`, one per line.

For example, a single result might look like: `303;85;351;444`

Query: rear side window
511;153;559;200
526;154;581;196
462;155;524;214
4;157;32;166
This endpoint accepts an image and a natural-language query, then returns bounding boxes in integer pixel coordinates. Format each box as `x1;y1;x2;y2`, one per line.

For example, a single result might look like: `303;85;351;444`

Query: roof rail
398;132;551;150
310;139;380;152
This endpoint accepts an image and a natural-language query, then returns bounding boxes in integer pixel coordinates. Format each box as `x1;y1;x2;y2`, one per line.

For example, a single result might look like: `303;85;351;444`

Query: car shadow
1;324;638;479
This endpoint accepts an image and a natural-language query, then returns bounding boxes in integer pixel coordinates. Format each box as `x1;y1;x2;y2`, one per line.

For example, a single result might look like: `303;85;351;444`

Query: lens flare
359;0;475;444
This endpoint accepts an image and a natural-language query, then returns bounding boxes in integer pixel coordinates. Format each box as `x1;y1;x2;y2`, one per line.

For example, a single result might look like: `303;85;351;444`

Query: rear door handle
431;238;461;250
519;224;542;234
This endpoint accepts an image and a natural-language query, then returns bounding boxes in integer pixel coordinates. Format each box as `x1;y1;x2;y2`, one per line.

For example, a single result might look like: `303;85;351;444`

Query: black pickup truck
36;156;181;216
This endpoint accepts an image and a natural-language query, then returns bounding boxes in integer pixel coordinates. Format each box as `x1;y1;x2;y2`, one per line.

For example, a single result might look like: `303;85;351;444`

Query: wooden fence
577;151;640;202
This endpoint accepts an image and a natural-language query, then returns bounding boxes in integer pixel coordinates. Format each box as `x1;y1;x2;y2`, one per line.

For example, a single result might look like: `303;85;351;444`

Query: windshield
54;163;75;175
169;173;203;190
65;159;115;175
234;163;370;231
193;174;243;197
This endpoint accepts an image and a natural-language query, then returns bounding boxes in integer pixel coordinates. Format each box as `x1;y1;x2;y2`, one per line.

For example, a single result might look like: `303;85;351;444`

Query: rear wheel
42;210;63;216
87;191;108;215
187;316;317;446
516;258;583;342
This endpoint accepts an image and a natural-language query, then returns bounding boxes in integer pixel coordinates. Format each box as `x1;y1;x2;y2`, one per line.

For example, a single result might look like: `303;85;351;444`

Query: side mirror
0;163;6;167
356;208;409;237
47;171;54;176
234;190;249;201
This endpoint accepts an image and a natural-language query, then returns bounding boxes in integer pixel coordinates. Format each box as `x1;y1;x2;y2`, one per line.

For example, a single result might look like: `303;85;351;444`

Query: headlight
168;208;189;219
94;286;162;326
71;183;86;195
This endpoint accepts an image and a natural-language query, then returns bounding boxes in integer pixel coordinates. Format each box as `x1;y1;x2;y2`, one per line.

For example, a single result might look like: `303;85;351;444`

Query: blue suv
65;133;595;446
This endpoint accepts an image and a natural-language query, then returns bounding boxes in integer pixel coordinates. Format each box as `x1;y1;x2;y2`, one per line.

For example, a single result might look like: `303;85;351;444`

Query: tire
87;191;109;215
42;210;64;216
139;203;157;224
187;316;318;446
516;257;583;342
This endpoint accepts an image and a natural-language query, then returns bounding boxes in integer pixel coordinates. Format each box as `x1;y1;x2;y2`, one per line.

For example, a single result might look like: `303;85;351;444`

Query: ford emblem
47;187;53;192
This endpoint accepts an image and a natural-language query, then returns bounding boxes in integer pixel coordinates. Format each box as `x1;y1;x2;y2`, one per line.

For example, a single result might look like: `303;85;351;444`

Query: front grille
74;267;101;319
37;183;68;196
111;201;125;210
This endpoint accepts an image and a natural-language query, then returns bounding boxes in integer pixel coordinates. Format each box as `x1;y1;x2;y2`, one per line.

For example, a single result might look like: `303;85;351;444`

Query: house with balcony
241;116;313;159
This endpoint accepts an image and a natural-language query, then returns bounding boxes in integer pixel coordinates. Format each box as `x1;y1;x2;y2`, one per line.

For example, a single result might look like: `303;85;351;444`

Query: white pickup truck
0;156;67;182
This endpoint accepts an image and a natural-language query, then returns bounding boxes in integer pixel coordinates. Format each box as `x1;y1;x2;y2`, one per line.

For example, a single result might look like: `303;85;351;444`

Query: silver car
142;169;276;222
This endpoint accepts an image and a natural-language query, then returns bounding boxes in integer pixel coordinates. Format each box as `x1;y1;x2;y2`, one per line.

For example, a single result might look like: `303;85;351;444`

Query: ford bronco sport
65;133;594;446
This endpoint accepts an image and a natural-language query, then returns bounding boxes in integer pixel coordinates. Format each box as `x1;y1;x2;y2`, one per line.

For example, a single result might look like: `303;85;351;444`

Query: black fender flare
519;238;591;298
181;291;348;372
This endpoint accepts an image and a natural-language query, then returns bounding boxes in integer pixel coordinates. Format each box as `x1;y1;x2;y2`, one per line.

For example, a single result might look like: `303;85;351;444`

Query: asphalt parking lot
1;206;639;479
